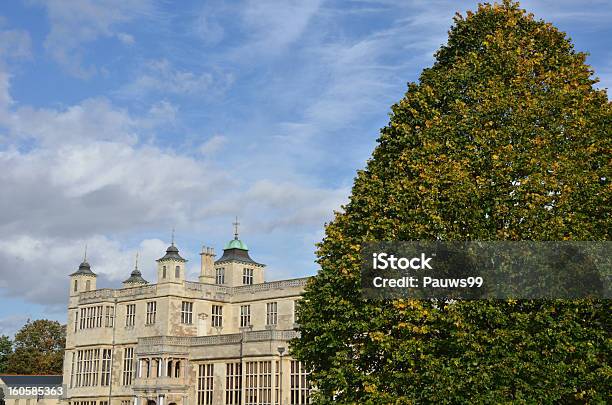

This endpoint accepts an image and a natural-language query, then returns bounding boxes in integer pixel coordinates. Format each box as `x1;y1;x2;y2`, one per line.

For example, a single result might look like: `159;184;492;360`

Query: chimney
199;246;216;283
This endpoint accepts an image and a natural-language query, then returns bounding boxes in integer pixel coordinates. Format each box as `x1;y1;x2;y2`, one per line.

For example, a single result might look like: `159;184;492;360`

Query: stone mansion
63;230;311;405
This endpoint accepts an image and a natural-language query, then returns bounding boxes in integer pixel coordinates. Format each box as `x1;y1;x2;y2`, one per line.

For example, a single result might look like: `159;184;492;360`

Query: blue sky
0;0;610;337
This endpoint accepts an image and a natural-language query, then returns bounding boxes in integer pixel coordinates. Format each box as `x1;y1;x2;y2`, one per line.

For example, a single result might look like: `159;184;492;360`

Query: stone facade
63;235;311;405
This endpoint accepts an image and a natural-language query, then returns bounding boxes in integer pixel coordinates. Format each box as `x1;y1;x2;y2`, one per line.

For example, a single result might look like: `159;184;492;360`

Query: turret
156;240;187;284
123;253;148;287
214;218;265;287
69;252;97;296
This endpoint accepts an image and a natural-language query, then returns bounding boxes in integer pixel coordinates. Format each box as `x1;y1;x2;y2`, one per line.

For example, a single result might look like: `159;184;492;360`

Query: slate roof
123;268;148;284
70;261;97;277
215;247;263;266
157;244;186;262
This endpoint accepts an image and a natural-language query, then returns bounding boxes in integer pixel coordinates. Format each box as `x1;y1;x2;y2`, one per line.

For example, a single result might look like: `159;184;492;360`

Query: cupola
123;253;148;287
157;231;187;284
213;218;265;287
69;247;97;296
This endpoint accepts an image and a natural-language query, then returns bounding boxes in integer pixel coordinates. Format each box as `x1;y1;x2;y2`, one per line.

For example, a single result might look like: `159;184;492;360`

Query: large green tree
0;335;12;373
292;1;610;403
5;320;65;375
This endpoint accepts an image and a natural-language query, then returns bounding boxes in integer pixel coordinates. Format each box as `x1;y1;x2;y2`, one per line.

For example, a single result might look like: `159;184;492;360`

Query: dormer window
243;268;253;285
163;266;167;278
85;280;91;291
175;265;180;278
74;280;78;292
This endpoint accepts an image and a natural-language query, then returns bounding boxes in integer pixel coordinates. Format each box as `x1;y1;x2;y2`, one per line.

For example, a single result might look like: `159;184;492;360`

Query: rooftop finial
233;216;240;240
134;252;139;270
171;227;175;246
83;244;88;262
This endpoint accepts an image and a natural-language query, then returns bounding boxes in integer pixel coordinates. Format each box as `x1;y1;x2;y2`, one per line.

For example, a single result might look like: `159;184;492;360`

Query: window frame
212;305;223;328
125;304;136;327
242;268;254;285
240;304;251;328
105;305;114;328
181;301;194;324
122;347;134;386
197;363;214;405
215;267;225;284
266;302;278;326
146;301;157;325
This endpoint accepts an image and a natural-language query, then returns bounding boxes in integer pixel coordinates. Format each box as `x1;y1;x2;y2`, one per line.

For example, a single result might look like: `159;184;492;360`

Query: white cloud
243;179;348;231
0;140;233;237
194;6;225;45
0;68;345;307
33;0;152;77
0;29;32;61
241;0;323;51
301;36;399;132
5;97;138;145
116;32;135;45
0;314;31;337
146;100;179;126
0;70;12;111
199;134;227;155
0;234;172;308
521;0;612;23
0;27;31;112
0;68;231;238
119;59;234;98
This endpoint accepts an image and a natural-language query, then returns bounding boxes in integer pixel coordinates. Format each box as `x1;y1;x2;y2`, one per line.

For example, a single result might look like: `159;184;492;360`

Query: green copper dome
225;238;248;250
217;218;262;265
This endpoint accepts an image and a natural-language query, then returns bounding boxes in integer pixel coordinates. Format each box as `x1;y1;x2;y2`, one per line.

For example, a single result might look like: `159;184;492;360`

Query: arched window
175;361;180;377
74;279;78;292
167;360;173;377
162;266;167;278
85;280;91;291
175;265;180;278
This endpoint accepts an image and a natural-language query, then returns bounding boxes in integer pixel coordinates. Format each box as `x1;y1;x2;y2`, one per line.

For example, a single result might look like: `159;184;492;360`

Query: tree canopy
5;320;65;375
292;1;610;403
0;335;11;373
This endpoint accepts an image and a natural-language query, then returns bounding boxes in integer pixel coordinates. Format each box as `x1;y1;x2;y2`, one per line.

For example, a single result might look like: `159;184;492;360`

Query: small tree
5;320;65;375
292;1;610;403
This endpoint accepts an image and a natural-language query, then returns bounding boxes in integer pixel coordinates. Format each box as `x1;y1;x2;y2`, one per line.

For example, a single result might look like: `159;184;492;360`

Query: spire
70;244;96;277
233;216;240;240
157;232;187;262
225;216;248;250
218;216;262;264
215;217;260;265
123;251;148;285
